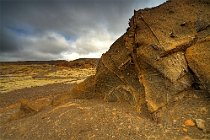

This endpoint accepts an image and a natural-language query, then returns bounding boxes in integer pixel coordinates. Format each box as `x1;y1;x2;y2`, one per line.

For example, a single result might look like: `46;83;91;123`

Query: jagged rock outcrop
92;0;210;113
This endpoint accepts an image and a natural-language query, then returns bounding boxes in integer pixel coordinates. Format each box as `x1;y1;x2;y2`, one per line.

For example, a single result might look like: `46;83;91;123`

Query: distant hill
0;58;99;68
55;58;99;68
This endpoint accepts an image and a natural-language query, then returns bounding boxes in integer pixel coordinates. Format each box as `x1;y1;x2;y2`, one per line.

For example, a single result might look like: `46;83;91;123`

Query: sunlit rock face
94;0;210;112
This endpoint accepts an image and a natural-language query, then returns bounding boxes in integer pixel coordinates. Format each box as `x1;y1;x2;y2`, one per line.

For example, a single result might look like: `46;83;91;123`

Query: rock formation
74;0;210;113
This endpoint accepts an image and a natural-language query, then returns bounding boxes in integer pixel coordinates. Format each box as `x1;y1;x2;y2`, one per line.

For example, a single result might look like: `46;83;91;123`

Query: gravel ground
0;83;72;108
0;85;209;140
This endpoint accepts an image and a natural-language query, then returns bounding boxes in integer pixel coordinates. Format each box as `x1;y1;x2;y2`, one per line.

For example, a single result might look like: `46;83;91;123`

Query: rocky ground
0;83;209;139
0;83;72;108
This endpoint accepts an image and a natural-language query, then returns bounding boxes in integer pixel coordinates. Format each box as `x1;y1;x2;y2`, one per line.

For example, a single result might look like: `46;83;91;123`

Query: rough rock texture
94;0;210;113
186;38;210;92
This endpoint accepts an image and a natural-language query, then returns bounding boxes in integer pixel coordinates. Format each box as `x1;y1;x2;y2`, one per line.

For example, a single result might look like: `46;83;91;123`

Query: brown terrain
1;0;210;139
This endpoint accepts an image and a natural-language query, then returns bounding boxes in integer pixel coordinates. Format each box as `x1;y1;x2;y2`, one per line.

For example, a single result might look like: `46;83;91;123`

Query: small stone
170;32;175;38
89;135;96;138
173;119;177;124
180;22;186;26
195;119;205;130
181;135;192;140
184;119;195;127
200;107;208;114
135;127;140;131
183;128;188;133
112;112;117;116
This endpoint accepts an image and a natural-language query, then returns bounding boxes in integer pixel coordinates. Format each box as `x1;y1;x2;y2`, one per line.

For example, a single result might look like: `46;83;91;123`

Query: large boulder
93;0;210;113
70;0;210;113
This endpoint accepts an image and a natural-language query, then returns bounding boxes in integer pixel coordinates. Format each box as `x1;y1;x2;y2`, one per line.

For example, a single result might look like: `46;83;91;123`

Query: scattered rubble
184;119;195;127
195;119;206;131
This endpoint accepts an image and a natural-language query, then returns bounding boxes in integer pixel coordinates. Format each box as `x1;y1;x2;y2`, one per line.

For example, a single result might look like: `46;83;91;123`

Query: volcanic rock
91;0;210;113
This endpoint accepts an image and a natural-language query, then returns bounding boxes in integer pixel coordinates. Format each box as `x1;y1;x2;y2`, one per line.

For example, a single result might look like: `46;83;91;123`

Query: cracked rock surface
94;0;210;113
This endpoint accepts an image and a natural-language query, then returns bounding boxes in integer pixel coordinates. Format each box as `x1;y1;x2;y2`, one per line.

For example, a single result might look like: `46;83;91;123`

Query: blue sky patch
6;25;35;36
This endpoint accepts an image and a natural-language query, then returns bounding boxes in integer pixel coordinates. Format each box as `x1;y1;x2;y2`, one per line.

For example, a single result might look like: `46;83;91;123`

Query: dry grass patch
0;64;96;93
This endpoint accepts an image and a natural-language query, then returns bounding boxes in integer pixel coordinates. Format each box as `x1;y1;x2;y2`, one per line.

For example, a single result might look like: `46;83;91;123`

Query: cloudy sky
0;0;166;61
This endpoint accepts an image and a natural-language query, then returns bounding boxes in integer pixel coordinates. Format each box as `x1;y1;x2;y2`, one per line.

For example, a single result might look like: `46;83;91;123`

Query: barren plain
0;63;95;93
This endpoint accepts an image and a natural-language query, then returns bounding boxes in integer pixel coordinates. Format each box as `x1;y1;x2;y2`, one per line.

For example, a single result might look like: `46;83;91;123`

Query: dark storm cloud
1;28;21;52
2;0;144;35
0;0;166;61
